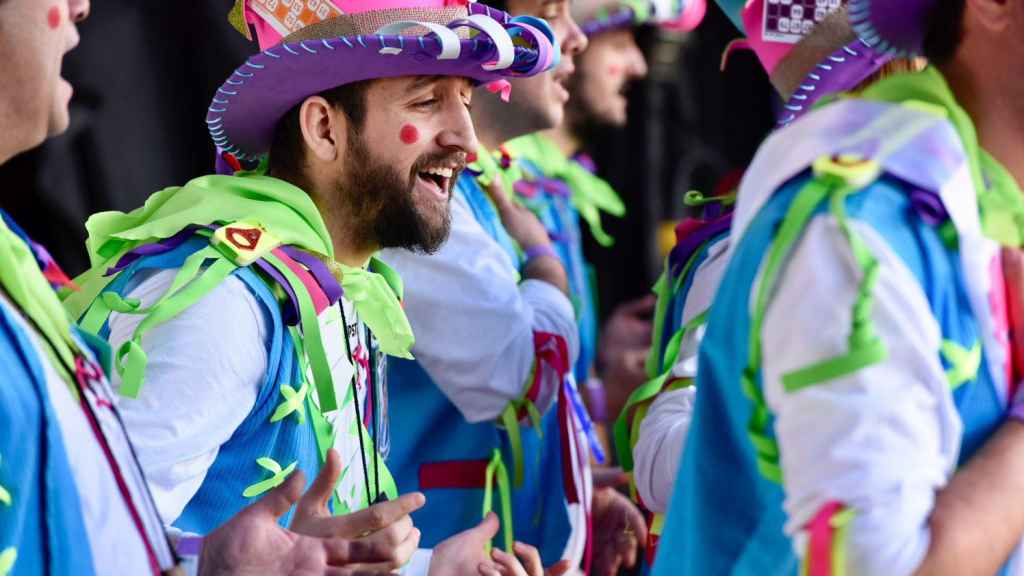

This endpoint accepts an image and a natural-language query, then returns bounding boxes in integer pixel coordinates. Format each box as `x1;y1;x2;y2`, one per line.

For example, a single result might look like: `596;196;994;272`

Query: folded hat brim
208;35;544;160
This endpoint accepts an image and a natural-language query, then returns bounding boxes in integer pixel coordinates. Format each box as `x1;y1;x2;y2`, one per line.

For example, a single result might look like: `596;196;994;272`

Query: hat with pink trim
716;0;894;126
208;0;557;165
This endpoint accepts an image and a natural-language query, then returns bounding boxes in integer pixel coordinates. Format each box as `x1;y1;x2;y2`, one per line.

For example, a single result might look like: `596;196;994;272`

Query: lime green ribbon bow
505;134;626;247
858;66;1024;247
330;258;415;360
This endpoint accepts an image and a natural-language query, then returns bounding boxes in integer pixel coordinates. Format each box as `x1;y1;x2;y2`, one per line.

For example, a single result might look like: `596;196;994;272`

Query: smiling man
61;0;558;573
379;0;646;572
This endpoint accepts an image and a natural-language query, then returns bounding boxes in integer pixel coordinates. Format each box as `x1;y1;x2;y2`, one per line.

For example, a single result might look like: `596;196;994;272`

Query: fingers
591;467;629;489
339;492;426;537
491;548;528;576
297;449;342;517
475;512;501;542
617;295;657;316
249;468;306;520
623;496;649;546
483;180;513;214
544;560;572;576
512;542;543;576
479;562;503;576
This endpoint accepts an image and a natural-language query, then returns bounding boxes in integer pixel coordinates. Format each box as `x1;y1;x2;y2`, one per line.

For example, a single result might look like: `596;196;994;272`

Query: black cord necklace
337;302;380;504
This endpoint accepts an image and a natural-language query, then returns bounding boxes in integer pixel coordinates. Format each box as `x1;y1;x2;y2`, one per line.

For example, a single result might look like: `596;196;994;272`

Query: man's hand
199;464;406;576
484;179;553;252
289;449;424;570
598;296;656;420
590;487;647;576
480;543;573;576
483;179;569;294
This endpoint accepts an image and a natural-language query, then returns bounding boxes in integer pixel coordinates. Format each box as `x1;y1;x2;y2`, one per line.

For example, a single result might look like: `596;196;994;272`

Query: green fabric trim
265;253;338;413
242;457;298;498
482;448;514;555
468;144;523;199
858;67;1024;247
505;134;626;247
0;218;80;382
270;382;309;424
831;507;856;576
83;170;334;268
115;253;237;398
331;258;414;360
941;339;981;390
645;271;671;379
746;162;890;483
0;548;15;576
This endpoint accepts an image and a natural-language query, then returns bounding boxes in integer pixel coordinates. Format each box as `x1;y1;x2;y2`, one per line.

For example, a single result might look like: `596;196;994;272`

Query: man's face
571;28;647;127
503;0;588;131
0;0;88;155
335;76;477;254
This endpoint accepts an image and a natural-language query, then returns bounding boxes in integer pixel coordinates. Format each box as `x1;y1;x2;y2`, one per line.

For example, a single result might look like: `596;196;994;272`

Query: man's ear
299;96;347;163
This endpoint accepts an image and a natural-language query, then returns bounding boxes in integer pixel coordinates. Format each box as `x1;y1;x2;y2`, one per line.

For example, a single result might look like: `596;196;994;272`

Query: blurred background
0;0;775;322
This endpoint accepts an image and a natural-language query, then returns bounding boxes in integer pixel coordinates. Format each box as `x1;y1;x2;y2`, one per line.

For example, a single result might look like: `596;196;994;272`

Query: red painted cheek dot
399;124;420;145
467;152;478;163
47;6;61;29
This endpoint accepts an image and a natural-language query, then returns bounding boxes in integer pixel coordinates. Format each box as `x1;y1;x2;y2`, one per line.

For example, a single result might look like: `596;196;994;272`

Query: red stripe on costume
419;460;490;490
807;501;844;576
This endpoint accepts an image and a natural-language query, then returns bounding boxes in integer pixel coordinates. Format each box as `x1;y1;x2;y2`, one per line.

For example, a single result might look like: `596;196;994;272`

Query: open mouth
415;165;457;201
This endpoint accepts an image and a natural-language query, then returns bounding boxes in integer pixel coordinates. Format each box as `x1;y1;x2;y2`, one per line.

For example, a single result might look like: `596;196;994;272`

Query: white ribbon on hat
461;14;516;70
374;21;463;59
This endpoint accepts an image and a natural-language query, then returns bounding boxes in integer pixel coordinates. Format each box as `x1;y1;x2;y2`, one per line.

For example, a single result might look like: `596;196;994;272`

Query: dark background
0;0;774;321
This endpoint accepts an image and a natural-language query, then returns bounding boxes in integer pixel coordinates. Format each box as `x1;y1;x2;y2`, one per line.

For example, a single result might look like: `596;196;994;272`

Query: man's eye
415;98;438;108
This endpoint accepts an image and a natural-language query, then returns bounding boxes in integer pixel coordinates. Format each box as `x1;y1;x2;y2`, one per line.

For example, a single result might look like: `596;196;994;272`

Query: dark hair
477;0;508;13
922;0;967;66
267;80;370;188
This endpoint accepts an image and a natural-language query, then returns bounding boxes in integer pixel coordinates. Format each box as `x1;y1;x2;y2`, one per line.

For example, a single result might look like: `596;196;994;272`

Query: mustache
410;150;469;177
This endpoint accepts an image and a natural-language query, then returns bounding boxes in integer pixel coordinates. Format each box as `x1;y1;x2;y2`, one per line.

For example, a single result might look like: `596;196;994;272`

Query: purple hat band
580;7;638;36
778;39;894;127
849;0;936;56
208;7;555;162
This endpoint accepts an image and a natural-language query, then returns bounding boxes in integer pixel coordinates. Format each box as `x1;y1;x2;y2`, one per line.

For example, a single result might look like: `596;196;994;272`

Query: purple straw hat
209;0;557;163
849;0;936;56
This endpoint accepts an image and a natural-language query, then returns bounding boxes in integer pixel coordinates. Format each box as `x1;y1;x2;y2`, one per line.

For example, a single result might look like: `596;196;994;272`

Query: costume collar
504;133;626;247
859;66;1024;247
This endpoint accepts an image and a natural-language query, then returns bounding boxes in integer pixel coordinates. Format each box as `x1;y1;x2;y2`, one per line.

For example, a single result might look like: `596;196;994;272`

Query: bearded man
62;0;560;573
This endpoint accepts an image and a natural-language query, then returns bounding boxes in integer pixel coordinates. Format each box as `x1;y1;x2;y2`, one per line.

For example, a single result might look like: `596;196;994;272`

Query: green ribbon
467;145;524;199
270;382;309;424
0;456;10;507
482;448;514;555
331;259;415;360
0;548;15;576
941;340;981;390
858;66;1024;247
505;134;626;247
0;219;80;382
242;457;298;498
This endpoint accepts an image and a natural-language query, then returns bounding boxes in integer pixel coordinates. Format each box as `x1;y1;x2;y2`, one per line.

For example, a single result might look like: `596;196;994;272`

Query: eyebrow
408;75;447;91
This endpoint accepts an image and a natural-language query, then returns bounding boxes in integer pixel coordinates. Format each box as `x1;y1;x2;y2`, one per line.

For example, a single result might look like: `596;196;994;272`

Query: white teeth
423;167;454;178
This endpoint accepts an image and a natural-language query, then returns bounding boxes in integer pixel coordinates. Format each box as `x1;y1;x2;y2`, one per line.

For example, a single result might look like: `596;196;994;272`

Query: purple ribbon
277;245;344;306
908;187;950;226
668;214;733;276
104;226;209;277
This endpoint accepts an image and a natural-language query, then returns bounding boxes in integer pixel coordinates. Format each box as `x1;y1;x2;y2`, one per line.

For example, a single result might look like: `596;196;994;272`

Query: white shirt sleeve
379;193;579;423
107;269;268;524
633;386;695;513
762;216;962;576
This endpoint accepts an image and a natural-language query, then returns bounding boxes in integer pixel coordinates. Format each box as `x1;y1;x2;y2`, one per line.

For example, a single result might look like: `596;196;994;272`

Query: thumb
296;449;341;516
248;468;307;520
469;512;501;544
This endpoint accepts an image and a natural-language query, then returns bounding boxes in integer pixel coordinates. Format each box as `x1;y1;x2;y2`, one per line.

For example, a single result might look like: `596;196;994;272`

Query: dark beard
339;131;458;254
